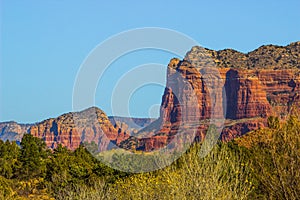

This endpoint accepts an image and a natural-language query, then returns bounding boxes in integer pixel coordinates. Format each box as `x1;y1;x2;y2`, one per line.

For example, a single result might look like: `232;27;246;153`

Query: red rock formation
224;69;272;119
256;69;300;115
147;61;272;149
221;119;267;141
29;107;130;151
126;42;300;151
158;58;225;133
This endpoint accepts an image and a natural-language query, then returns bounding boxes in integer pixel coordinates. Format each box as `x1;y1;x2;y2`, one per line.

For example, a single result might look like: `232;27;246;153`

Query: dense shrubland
0;114;299;199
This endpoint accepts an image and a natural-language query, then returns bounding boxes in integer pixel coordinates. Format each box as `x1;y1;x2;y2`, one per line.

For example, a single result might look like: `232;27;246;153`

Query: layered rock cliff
121;42;300;151
0;111;152;150
29;107;130;150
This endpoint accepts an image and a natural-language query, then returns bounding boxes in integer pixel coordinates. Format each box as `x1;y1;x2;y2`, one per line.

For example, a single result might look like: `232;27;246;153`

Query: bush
109;143;255;200
250;115;300;199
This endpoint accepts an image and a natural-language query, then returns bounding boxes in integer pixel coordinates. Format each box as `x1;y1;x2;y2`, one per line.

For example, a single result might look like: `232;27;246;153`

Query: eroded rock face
221;119;267;141
0;122;31;142
224;69;272;119
256;69;300;115
0;109;150;151
143;61;272;149
125;42;300;151
158;59;224;135
108;116;155;135
29;107;130;150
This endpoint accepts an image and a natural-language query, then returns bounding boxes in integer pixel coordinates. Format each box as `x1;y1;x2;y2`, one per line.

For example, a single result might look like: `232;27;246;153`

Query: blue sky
1;0;300;123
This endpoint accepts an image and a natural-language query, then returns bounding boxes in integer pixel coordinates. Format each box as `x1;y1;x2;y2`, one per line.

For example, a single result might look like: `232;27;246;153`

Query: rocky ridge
0;122;31;143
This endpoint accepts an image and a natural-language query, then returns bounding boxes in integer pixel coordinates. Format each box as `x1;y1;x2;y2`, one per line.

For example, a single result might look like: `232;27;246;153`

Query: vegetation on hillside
0;114;299;199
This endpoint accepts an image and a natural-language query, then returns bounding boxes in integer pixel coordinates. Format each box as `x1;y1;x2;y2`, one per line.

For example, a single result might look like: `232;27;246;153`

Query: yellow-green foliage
0;176;16;200
109;143;254;200
250;116;300;200
0;176;53;200
53;180;107;200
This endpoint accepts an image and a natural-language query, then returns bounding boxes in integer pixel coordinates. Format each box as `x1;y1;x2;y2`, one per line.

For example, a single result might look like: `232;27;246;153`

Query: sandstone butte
0;41;299;151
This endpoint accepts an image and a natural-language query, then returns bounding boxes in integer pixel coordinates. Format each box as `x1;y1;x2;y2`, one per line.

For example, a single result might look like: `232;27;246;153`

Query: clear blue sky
1;0;299;123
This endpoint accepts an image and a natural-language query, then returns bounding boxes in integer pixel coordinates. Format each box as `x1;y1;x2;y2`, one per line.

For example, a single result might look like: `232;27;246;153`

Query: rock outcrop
0;110;155;150
29;107;130;150
0;122;31;143
187;41;300;70
121;42;300;150
223;69;272;119
108;116;155;135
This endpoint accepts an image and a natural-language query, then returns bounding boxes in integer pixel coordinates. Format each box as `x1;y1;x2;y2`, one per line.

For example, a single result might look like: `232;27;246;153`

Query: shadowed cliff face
224;69;272;119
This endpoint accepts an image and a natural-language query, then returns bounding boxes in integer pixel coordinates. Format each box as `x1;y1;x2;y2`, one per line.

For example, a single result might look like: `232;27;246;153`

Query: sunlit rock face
29;107;130;150
124;42;300;151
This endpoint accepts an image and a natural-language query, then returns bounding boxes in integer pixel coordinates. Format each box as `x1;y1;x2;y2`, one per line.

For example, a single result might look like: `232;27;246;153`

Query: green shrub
250;115;300;199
